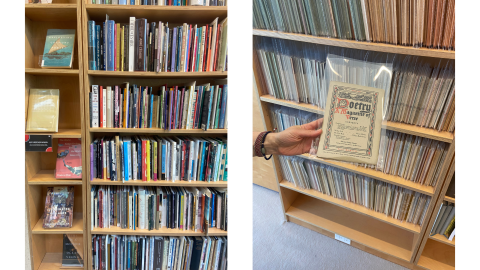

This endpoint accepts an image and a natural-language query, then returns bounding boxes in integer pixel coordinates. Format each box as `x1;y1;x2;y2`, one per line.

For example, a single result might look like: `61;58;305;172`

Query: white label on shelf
335;234;351;245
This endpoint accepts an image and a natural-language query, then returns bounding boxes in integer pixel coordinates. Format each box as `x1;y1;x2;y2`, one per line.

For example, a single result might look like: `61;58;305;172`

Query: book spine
129;17;135;71
88;21;97;70
171;28;177;72
114;24;117;71
92;85;99;127
114;86;119;127
103;22;107;70
95;25;101;71
108;21;115;71
218;85;227;129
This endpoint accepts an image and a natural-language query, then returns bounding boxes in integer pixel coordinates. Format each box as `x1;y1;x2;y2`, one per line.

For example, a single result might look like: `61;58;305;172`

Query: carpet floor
253;184;409;270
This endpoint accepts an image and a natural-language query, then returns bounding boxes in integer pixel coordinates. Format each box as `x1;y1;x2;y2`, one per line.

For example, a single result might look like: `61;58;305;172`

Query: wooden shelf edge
90;179;228;187
91;227;227;236
280;180;421;234
26;129;82;138
85;4;227;11
87;70;228;77
444;195;455;204
89;128;227;134
25;4;77;9
259;95;454;143
31;213;83;234
253;29;455;59
299;154;435;196
417;255;455;270
25;68;80;76
29;170;83;185
285;213;412;262
429;234;455;247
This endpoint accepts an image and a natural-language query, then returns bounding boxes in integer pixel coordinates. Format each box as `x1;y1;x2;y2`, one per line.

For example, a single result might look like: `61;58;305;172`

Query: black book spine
135;19;146;71
123;24;129;71
167;29;173;71
201;90;211;131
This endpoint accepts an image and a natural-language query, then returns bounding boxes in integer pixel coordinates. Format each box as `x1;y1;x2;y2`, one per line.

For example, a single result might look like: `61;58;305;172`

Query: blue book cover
107;20;115;71
119;0;126;4
130;0;135;4
149;89;154;128
199;142;207;181
95;25;100;71
206;86;214;131
219;84;227;129
88;21;96;70
103;22;107;71
124;141;129;181
176;26;182;72
171;28;177;72
223;150;227;181
213;142;222;181
41;29;75;68
161;142;166;174
127;240;131;267
211;192;215;225
137;138;142;179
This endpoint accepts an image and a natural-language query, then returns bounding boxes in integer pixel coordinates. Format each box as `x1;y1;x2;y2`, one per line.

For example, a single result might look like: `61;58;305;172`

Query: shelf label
335;234;351;245
25;135;52;152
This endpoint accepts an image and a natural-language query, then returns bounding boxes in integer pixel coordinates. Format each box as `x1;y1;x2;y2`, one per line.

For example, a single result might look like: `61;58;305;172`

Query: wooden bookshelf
259;95;455;143
25;1;87;270
253;29;455;60
81;3;228;269
413;160;455;269
253;26;455;269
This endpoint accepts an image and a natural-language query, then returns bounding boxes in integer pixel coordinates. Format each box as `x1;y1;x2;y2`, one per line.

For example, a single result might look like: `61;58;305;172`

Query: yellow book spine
153;141;157;180
121;26;125;72
116;23;120;72
146;140;151;181
180;194;184;230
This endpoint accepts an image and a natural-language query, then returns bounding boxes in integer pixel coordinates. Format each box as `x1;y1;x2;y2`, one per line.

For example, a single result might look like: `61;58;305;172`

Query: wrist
263;132;279;155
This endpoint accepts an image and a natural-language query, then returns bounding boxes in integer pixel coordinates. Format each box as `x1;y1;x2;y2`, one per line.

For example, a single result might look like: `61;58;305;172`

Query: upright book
41;29;76;68
25;89;60;132
55;139;82;179
43;186;75;228
62;234;84;267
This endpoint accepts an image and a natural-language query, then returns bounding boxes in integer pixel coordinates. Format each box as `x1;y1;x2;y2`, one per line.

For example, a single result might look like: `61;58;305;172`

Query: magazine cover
55;138;82;179
41;29;76;68
62;234;84;267
43;186;74;228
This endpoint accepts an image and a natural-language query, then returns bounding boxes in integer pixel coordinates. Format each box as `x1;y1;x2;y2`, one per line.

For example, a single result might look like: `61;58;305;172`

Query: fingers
302;118;324;130
295;127;323;138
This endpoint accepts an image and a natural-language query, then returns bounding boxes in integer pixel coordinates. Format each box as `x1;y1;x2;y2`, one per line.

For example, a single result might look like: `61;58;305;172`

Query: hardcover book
43;186;75;229
62;234;84;267
26;89;60;132
41;29;76;68
55;139;82;179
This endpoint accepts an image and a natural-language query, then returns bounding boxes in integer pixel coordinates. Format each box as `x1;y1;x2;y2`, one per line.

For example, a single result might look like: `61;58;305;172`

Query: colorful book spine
108;20;115;71
171;28;177;73
218;85;227;129
95;25;101;70
88;21;97;70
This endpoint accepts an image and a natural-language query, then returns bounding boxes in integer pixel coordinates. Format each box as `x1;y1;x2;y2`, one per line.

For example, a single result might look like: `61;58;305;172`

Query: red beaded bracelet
254;131;273;160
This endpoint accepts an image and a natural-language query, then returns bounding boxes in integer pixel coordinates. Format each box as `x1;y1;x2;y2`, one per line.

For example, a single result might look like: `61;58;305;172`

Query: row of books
87;16;228;72
269;105;449;187
91;185;228;232
253;0;455;50
89;83;228;130
430;200;455;241
279;155;431;226
255;37;455;133
89;0;227;5
90;136;228;182
25;0;52;3
92;235;227;270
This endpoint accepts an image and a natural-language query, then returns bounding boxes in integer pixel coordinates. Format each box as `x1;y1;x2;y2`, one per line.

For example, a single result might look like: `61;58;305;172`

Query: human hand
264;118;323;156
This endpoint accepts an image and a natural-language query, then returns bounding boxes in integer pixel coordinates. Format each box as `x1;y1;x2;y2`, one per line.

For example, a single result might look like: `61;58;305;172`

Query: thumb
296;128;323;138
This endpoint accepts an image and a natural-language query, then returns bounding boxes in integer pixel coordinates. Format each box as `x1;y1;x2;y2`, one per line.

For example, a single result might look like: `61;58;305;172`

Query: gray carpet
253;184;409;270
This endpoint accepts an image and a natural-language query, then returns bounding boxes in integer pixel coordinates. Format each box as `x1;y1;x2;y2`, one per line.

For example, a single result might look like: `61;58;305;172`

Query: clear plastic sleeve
26;89;60;133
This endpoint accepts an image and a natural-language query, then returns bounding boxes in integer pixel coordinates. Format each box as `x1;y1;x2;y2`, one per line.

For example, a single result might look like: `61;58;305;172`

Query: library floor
253;184;408;270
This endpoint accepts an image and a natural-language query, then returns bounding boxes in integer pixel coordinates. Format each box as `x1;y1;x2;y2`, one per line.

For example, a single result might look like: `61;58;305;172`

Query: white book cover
102;88;107;127
91;189;94;229
209;18;219;71
165;140;171;180
186;87;195;129
158;0;164;5
448;228;455;241
198;26;206;72
214;238;223;270
106;87;112;128
94;198;98;228
129;194;133;229
190;0;203;5
92;85;99;127
191;25;198;72
139;187;145;229
170;139;177;181
210;85;219;129
203;238;212;270
192;139;201;181
132;142;137;180
157;22;164;72
129;17;135;72
182;89;190;129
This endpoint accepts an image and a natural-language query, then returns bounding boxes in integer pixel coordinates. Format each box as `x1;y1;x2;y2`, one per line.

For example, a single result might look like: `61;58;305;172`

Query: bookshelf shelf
85;4;227;23
253;29;455;60
25;68;80;76
87;70;227;78
284;194;414;262
32;213;84;235
91;227;227;236
259;95;454;143
25;4;78;22
444;196;455;203
429;234;455;247
299;154;435;196
90;179;228;187
416;239;455;270
89;127;227;134
280;181;421;234
26;128;83;138
37;253;72;270
28;170;83;185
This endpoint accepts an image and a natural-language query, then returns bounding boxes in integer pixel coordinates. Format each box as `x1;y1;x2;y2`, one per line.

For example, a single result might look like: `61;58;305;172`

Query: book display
253;4;455;269
25;1;87;269
91;235;227;270
25;1;227;270
89;0;227;5
82;1;228;269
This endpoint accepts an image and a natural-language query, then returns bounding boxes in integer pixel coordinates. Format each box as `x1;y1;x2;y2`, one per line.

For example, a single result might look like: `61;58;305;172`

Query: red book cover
178;88;185;129
200;195;205;232
181;142;186;180
142;139;147;181
100;86;103;127
213;25;221;71
56;138;82;179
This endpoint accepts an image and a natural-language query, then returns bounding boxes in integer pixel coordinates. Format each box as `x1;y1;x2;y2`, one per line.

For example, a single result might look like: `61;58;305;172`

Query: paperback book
43;186;75;229
55;138;82;179
41;29;76;68
62;234;84;267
